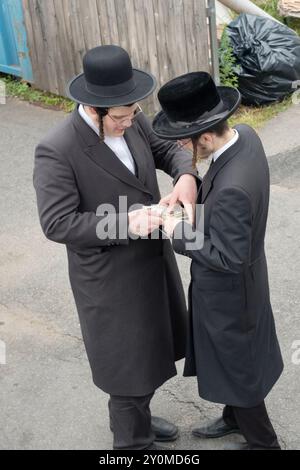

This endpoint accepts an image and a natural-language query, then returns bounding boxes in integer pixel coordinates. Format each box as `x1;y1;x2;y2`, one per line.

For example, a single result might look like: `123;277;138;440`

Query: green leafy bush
218;30;239;88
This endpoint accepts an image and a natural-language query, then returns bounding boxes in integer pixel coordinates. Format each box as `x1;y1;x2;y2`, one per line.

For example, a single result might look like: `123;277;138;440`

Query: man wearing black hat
33;45;198;450
153;72;284;450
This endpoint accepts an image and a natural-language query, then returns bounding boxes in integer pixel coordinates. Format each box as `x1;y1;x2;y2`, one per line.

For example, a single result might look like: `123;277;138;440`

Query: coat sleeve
33;141;129;249
172;186;252;273
136;113;199;184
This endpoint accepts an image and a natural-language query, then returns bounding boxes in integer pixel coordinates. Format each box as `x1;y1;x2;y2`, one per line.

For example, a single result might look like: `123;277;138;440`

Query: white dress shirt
212;128;239;163
78;104;136;175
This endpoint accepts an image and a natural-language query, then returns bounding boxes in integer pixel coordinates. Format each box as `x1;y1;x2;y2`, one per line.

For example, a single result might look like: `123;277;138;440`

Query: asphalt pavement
0;97;299;450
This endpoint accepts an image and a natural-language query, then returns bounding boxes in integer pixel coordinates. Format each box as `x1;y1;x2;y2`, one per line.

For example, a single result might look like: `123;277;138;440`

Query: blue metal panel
0;0;33;81
0;0;20;69
7;0;33;81
0;62;21;75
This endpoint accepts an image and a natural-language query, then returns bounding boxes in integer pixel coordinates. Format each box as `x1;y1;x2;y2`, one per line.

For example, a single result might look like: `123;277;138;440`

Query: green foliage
252;0;300;35
253;0;283;21
218;30;239;88
0;73;75;112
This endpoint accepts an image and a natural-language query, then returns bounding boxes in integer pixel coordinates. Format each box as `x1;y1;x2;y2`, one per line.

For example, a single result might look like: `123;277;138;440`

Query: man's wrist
173;172;198;186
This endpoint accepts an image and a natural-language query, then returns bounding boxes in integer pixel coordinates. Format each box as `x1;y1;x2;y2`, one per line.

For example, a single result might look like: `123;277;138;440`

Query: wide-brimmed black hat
152;72;241;140
67;45;156;107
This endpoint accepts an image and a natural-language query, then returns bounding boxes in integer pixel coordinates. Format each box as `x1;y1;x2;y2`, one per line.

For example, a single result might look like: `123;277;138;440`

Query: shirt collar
78;104;100;136
212;128;239;162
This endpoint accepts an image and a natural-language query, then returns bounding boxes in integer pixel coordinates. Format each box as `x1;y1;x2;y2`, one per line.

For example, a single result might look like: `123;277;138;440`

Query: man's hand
159;174;197;224
128;208;162;236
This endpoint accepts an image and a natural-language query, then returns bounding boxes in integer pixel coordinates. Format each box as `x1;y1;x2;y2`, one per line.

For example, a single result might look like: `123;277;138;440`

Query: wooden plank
25;0;50;90
114;0;130;51
166;0;188;77
37;0;60;93
194;0;211;72
124;0;140;69
95;0;110;45
132;0;158;114
104;0;120;45
137;0;159;81
59;0;77;78
152;0;170;88
53;0;76;92
183;0;198;72
38;0;61;94
153;0;189;83
44;0;64;94
22;0;38;82
67;0;87;74
78;0;102;51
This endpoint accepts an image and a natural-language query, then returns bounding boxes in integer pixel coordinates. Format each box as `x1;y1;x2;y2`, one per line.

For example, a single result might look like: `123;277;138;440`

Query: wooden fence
22;0;210;114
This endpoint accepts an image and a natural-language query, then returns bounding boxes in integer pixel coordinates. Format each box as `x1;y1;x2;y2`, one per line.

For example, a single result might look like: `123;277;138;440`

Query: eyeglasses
107;104;142;126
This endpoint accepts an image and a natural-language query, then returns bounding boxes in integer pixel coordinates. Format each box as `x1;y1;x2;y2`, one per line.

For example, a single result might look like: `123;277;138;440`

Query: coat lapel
123;125;148;187
71;107;152;195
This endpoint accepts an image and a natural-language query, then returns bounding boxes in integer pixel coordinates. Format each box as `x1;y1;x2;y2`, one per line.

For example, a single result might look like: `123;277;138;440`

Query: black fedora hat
152;72;241;140
67;45;156;107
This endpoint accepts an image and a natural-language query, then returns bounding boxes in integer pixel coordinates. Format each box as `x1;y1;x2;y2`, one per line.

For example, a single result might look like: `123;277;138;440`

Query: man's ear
86;106;98;116
200;132;210;145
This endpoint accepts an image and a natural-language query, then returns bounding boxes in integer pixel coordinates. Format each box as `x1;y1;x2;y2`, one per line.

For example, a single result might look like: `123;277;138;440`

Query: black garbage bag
226;13;300;105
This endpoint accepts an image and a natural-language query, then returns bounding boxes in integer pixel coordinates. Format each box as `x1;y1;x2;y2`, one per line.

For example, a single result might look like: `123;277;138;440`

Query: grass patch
229;96;293;130
0;73;75;113
253;0;300;35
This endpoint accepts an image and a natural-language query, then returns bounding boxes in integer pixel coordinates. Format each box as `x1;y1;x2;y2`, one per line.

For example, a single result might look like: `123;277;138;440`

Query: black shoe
152;416;178;442
192;417;241;439
110;416;178;442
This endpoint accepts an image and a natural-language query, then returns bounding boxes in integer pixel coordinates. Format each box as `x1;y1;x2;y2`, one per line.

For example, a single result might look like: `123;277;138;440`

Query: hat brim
66;68;157;107
152;87;241;140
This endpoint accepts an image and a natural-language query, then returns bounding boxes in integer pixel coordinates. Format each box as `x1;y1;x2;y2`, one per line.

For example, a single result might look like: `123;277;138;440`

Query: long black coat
172;124;283;407
33;107;197;396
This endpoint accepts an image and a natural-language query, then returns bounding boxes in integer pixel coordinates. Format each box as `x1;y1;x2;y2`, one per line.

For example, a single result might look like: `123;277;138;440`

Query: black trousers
223;401;281;450
108;392;155;450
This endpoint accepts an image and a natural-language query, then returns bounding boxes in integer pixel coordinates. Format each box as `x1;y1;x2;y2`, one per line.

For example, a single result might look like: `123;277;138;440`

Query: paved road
0;98;299;449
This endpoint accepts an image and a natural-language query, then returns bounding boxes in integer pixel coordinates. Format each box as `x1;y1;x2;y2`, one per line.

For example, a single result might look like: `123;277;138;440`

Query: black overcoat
173;124;283;407
33;107;197;396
